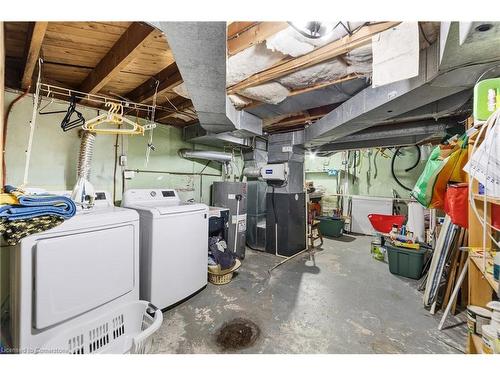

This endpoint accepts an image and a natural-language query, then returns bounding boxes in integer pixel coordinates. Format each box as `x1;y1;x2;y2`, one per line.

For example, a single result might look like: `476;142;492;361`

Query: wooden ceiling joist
156;98;194;121
126;62;182;103
227;22;288;56
21;22;48;89
263;103;339;130
228;22;400;94
79;22;156;95
227;22;258;39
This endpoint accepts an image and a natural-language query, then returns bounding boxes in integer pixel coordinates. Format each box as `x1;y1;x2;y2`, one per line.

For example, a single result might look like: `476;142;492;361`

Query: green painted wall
305;147;428;212
0;90;238;325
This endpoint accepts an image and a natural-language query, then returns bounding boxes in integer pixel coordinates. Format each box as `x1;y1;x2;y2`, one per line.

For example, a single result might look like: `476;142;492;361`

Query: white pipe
233;197;240;254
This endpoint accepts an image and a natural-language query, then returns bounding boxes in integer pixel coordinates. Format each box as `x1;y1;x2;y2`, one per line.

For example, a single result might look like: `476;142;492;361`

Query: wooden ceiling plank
228;22;258;39
228;22;400;94
79;22;156;95
227;22;288;56
126;62;182;103
21;22;48;89
263;103;339;129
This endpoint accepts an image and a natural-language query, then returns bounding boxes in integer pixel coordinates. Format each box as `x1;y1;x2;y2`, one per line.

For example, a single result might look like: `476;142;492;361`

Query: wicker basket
208;259;241;285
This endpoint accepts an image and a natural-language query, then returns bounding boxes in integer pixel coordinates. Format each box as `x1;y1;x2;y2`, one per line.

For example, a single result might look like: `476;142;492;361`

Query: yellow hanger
83;102;145;135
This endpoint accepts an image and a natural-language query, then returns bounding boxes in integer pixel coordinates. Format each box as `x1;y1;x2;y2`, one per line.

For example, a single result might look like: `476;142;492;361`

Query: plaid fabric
0;215;64;246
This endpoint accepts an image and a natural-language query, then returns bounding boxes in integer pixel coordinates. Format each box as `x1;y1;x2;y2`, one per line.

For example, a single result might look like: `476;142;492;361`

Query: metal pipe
123;168;221;177
178;149;232;163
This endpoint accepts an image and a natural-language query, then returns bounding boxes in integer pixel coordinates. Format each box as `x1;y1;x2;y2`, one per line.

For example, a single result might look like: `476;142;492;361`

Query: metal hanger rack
37;83;183;118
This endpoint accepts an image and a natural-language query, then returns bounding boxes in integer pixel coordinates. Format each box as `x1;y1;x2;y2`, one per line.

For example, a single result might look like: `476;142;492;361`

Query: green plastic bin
318;216;345;238
386;243;427;279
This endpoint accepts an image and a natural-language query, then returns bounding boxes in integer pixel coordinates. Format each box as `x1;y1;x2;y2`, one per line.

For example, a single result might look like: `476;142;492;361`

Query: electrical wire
391;145;421;192
418;22;432;46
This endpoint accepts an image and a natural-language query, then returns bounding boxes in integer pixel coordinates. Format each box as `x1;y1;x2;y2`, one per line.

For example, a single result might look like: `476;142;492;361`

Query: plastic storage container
318;216;345;237
386;243;427;279
40;301;163;354
367;214;406;234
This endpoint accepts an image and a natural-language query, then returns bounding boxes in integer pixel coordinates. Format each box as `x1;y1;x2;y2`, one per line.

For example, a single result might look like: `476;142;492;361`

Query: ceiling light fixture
288;21;339;39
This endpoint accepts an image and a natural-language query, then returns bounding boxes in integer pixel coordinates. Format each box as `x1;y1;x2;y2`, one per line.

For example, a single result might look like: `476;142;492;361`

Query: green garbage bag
411;146;448;207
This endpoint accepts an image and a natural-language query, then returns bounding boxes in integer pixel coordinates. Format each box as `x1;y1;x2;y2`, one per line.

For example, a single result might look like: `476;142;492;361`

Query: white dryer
122;189;208;310
10;191;140;353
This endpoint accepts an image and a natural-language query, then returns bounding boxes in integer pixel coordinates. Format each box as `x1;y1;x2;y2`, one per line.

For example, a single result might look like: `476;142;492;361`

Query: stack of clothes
0;185;77;245
208;235;237;271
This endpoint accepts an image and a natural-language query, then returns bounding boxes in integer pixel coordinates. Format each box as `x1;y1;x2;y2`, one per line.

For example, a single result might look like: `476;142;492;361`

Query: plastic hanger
61;94;86;131
83;102;145;135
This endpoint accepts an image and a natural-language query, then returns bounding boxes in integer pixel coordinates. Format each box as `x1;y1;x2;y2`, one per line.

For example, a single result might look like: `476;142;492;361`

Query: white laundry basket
40;301;163;354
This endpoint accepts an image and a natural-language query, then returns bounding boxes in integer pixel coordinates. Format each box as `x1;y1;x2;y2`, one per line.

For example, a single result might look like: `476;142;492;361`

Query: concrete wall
0;89;238;325
305;147;428;212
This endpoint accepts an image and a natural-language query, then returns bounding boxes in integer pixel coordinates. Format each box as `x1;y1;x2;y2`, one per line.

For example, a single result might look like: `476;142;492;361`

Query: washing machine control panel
122;189;181;204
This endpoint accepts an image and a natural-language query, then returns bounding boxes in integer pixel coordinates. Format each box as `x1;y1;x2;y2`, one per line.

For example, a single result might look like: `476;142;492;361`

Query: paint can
482;324;497;354
466;305;492;335
371;241;386;262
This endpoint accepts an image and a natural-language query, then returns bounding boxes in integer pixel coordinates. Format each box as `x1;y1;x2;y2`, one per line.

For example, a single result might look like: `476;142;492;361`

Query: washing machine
10;191;140;353
122;189;208;310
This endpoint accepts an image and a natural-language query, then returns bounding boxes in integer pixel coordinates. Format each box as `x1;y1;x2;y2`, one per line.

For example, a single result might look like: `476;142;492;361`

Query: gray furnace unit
211;181;247;259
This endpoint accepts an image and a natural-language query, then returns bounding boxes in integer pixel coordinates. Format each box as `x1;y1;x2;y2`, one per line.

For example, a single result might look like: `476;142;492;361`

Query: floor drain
216;318;260;351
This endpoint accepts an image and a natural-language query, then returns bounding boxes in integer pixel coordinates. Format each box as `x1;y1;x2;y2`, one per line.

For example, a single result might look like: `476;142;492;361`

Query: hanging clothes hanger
38;88;67;115
61;94;86;131
83;102;145;135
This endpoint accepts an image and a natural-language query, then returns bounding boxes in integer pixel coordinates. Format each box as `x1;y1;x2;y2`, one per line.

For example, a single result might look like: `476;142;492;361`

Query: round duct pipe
178;149;233;163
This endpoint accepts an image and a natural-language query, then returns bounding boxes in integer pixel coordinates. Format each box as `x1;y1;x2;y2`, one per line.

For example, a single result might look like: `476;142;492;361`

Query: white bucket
467;305;492;335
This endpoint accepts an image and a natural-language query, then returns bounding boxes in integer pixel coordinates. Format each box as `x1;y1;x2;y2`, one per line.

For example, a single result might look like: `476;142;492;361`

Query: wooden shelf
474;194;500;206
469;333;484;354
470;254;499;292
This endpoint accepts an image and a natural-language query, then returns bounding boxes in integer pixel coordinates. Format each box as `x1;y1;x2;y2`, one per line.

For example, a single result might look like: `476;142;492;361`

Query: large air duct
151;22;262;143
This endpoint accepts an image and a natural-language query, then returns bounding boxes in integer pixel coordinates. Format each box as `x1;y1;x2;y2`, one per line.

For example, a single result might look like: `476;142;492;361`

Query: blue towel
0;186;76;221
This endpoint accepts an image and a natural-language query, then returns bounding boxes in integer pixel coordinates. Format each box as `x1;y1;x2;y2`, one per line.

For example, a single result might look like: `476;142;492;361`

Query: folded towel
0;186;76;221
0;193;18;206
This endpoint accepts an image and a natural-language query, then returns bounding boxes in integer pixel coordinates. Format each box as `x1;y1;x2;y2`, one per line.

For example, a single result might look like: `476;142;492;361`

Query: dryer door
34;224;135;329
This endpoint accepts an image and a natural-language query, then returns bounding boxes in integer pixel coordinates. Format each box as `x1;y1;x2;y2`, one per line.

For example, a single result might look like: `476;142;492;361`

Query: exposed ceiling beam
228;22;258;39
155;98;194;121
264;103;339;130
79;22;156;95
241;73;362;110
227;22;399;94
227;22;288;56
126;62;182;104
21;21;48;89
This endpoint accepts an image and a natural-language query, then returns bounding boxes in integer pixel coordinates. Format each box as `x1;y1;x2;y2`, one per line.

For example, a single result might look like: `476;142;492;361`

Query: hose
391;145;421;192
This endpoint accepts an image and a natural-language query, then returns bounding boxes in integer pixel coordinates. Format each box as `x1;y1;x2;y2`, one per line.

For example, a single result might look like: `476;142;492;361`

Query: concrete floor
150;235;467;354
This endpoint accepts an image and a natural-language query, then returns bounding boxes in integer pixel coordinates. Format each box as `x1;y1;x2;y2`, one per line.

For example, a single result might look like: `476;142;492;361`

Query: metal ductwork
178;149;233;163
151;22;262;147
316;118;461;153
182;123;253;148
305;22;500;148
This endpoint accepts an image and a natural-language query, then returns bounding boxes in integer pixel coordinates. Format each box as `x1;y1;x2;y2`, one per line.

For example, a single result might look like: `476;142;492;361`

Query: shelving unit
466;119;499;354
